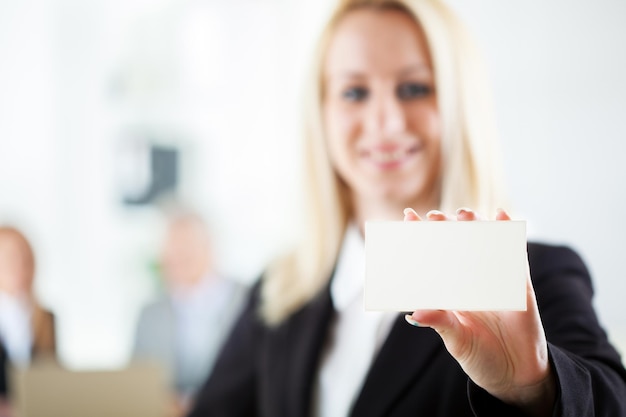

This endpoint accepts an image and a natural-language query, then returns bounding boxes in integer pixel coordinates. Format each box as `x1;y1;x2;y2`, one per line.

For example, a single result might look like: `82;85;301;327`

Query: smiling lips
360;144;422;169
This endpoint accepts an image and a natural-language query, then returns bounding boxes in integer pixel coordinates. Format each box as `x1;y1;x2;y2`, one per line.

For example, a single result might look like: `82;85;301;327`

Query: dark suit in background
189;243;626;416
134;278;247;399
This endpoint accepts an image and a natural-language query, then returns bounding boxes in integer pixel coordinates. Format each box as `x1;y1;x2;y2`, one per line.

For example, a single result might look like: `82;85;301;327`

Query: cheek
427;111;442;145
324;104;343;139
324;103;361;149
407;105;442;155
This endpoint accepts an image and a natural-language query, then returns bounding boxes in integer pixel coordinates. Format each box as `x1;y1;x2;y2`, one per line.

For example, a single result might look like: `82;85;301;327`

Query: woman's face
323;9;441;209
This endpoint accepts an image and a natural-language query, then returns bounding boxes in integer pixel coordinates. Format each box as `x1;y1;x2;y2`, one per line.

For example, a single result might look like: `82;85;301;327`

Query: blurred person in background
0;226;56;414
133;210;247;416
188;0;626;416
0;345;7;417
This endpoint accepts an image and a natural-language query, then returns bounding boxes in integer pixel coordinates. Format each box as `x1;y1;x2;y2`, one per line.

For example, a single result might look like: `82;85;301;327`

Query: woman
189;0;626;416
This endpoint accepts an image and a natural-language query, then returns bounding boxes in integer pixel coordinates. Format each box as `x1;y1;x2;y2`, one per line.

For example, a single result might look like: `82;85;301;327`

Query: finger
524;263;539;313
496;208;511;221
456;207;477;221
403;207;422;221
407;310;468;360
426;210;448;221
408;310;458;330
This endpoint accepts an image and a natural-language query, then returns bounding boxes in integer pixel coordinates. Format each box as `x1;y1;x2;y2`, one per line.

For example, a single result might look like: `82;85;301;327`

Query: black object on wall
117;139;179;206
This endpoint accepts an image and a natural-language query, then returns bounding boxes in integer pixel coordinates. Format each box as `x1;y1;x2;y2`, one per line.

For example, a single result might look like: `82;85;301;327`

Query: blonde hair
261;0;508;325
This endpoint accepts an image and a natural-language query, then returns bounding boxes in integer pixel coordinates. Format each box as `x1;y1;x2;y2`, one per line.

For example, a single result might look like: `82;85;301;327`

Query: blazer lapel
282;284;334;417
350;314;445;417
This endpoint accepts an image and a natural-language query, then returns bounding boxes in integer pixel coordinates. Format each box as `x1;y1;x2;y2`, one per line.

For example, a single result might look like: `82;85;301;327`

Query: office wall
0;0;624;368
447;0;626;353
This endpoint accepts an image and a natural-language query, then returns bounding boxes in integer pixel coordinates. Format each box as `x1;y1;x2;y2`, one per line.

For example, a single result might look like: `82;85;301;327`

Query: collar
170;274;231;311
330;224;366;312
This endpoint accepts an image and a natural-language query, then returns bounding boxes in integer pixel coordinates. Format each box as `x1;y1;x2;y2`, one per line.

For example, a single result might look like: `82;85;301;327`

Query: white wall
0;0;624;368
0;0;335;369
447;0;626;356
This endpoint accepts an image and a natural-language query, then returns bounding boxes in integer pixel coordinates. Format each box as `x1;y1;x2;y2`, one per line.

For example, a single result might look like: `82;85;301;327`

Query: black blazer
189;243;626;416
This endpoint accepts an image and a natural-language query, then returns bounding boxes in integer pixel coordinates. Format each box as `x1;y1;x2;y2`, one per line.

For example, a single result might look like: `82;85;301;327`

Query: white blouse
0;292;33;366
313;225;398;417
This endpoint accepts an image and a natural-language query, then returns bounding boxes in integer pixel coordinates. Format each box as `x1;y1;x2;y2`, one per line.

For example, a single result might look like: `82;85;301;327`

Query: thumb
407;309;460;334
406;310;467;355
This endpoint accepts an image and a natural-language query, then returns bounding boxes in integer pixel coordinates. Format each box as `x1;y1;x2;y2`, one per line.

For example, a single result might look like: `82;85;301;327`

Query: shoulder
32;303;55;323
527;242;590;282
527;241;596;308
137;296;172;322
224;277;250;296
134;297;174;346
31;303;56;339
216;276;252;306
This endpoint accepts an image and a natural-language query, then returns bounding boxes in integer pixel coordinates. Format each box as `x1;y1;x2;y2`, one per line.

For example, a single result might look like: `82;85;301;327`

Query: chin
368;187;420;206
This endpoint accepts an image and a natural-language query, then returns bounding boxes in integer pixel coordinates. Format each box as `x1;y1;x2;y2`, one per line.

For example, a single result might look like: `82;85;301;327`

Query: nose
364;91;407;138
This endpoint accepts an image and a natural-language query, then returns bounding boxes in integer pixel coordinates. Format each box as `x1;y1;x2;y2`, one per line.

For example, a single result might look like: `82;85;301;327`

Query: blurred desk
11;361;168;417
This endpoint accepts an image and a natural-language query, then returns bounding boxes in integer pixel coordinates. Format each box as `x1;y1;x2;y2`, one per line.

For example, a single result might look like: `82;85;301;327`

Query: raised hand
403;208;556;417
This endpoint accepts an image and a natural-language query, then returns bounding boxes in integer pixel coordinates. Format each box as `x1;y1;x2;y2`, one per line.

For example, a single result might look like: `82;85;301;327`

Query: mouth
360;144;422;167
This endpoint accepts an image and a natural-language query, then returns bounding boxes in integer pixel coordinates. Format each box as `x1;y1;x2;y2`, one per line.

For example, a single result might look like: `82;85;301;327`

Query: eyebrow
331;63;432;80
398;63;432;77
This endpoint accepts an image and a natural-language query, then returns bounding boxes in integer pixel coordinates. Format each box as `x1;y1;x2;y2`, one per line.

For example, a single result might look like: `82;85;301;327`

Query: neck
170;273;211;294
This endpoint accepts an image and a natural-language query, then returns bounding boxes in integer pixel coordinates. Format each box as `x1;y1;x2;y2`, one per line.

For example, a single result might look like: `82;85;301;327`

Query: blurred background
0;0;624;371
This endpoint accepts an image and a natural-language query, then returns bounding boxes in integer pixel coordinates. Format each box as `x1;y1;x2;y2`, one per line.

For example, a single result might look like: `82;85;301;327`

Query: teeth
371;150;405;162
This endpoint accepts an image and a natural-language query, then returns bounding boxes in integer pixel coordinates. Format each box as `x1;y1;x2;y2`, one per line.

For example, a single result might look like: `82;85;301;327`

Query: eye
396;82;432;100
342;86;369;102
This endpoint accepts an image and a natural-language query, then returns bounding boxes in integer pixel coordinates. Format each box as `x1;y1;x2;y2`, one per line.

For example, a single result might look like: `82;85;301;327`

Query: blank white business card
364;221;527;311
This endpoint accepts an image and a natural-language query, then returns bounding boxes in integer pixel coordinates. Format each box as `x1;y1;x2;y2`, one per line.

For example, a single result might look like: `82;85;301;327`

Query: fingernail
404;314;421;327
403;207;415;216
426;209;444;217
456;207;471;216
